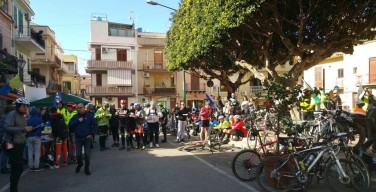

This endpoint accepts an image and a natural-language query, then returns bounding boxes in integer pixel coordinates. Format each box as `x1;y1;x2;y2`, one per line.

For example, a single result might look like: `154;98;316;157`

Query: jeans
0;147;8;170
8;143;25;192
75;137;92;167
177;120;187;140
27;137;41;168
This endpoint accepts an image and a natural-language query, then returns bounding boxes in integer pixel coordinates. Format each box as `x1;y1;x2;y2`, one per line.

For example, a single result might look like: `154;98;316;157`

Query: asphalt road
0;135;374;192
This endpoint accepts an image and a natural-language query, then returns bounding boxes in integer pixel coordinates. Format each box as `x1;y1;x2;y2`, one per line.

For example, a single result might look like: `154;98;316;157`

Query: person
217;96;225;112
65;102;78;163
126;103;136;150
85;103;96;148
42;107;50;123
223;100;231;121
199;100;212;143
352;102;366;115
208;116;219;138
145;101;161;148
331;89;342;110
109;104;120;147
360;87;376;111
214;115;230;141
300;89;316;121
4;98;34;192
134;103;146;150
222;115;247;143
68;103;98;175
94;102;111;151
230;93;240;115
57;101;66;119
158;102;168;143
0;105;13;174
240;95;250;114
26;108;45;171
118;100;129;150
49;107;68;168
175;101;190;142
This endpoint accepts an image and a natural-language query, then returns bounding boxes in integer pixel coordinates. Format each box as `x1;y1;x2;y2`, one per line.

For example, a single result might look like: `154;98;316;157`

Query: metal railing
86;60;133;69
86;85;133;95
14;26;45;48
143;61;166;70
144;87;176;95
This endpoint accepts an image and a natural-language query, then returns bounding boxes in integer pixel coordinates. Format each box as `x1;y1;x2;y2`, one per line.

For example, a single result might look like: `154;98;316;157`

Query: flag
302;78;321;104
205;93;215;108
53;92;62;108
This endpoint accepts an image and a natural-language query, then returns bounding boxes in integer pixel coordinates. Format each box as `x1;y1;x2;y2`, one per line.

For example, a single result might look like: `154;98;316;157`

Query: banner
54;92;62;107
205;93;215;108
302;78;321;104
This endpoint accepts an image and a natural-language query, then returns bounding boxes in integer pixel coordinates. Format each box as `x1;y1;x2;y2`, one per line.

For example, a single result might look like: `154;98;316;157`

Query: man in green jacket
95;102;111;151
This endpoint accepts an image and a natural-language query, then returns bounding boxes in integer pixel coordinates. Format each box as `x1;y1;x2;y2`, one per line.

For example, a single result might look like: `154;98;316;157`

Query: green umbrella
30;92;90;107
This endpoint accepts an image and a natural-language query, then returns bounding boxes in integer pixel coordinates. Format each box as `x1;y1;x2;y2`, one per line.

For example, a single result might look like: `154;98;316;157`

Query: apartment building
62;55;80;95
86;14;136;107
304;40;376;109
79;74;91;99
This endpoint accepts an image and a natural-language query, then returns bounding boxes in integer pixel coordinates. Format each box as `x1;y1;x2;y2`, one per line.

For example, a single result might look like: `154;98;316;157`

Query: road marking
0;170;29;192
168;140;260;192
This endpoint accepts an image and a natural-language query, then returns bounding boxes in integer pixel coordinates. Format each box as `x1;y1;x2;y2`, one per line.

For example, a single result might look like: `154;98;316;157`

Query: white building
304;40;376;109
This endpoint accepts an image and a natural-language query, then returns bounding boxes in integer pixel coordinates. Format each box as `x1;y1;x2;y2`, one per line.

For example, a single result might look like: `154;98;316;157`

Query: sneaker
155;143;160;148
62;162;68;167
75;163;83;173
34;167;44;172
142;146;146;150
29;168;35;172
135;146;139;149
54;165;60;169
84;167;91;175
149;142;153;148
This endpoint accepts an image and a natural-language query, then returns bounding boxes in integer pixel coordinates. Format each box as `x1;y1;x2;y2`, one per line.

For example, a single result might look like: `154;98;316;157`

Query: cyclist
158;102;168;143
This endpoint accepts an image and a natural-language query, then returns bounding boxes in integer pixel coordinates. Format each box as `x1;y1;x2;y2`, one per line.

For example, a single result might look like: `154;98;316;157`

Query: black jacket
175;107;190;121
50;112;68;139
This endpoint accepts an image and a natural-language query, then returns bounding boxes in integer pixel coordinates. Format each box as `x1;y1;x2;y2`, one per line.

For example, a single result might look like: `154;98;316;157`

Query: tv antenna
129;11;137;25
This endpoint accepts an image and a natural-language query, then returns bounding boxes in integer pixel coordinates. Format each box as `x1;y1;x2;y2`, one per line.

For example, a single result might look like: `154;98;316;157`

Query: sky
31;0;180;75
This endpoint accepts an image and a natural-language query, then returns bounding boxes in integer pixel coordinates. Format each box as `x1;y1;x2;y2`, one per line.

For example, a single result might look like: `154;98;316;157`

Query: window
108;23;135;37
338;68;344;78
95;48;101;60
65;62;75;70
353;67;357;74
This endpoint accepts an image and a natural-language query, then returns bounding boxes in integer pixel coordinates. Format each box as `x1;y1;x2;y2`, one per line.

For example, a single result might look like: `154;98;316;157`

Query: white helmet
150;101;156;106
15;97;30;105
233;115;241;120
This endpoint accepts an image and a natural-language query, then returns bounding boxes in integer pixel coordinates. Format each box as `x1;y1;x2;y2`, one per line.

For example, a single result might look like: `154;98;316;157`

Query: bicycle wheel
246;130;257;149
325;158;369;192
256;156;299;192
231;149;260;181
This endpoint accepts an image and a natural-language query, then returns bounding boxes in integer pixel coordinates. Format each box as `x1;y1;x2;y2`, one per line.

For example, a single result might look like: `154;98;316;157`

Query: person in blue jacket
68;103;98;175
26;108;45;171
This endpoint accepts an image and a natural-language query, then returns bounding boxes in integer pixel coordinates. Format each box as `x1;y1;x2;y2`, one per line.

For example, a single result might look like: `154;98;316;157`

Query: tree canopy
166;0;376;87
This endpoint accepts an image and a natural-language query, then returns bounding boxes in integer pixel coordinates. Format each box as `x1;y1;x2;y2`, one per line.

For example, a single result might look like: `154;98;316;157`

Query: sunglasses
21;104;29;107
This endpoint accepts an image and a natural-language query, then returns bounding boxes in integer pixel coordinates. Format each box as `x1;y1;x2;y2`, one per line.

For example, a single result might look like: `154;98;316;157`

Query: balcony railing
28;71;46;84
86;85;133;96
0;49;17;74
143;61;167;71
186;83;206;92
14;27;45;51
144;87;176;95
86;60;133;71
249;86;264;94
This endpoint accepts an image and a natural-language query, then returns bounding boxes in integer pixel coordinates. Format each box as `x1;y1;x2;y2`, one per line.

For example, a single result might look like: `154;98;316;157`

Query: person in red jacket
199;100;212;142
222;115;247;143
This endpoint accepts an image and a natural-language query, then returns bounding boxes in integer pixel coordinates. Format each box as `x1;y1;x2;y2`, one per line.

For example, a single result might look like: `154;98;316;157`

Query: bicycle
256;133;369;192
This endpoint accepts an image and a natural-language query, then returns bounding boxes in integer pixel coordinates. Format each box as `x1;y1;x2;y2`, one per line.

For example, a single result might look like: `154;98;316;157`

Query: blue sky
31;0;180;75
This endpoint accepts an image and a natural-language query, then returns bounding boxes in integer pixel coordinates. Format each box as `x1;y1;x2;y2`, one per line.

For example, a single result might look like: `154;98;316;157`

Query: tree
166;0;376;86
166;0;258;93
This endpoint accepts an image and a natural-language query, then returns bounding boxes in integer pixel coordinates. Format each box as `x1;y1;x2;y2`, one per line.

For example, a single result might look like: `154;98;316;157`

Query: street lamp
17;58;26;82
147;0;177;11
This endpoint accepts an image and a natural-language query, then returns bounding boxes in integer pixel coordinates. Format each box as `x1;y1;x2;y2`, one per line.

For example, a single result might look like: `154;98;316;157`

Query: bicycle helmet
157;102;164;107
218;115;224;119
15;97;30;105
134;103;141;109
103;101;110;107
150;101;156;106
233;115;241;120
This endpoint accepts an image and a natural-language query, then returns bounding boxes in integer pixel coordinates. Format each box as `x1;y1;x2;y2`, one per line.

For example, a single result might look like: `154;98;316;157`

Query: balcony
13;27;45;52
143;61;168;72
249;86;265;94
86;85;133;96
186;83;206;93
137;37;165;47
144;86;176;95
0;49;17;74
86;60;133;73
46;80;62;95
28;71;46;85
